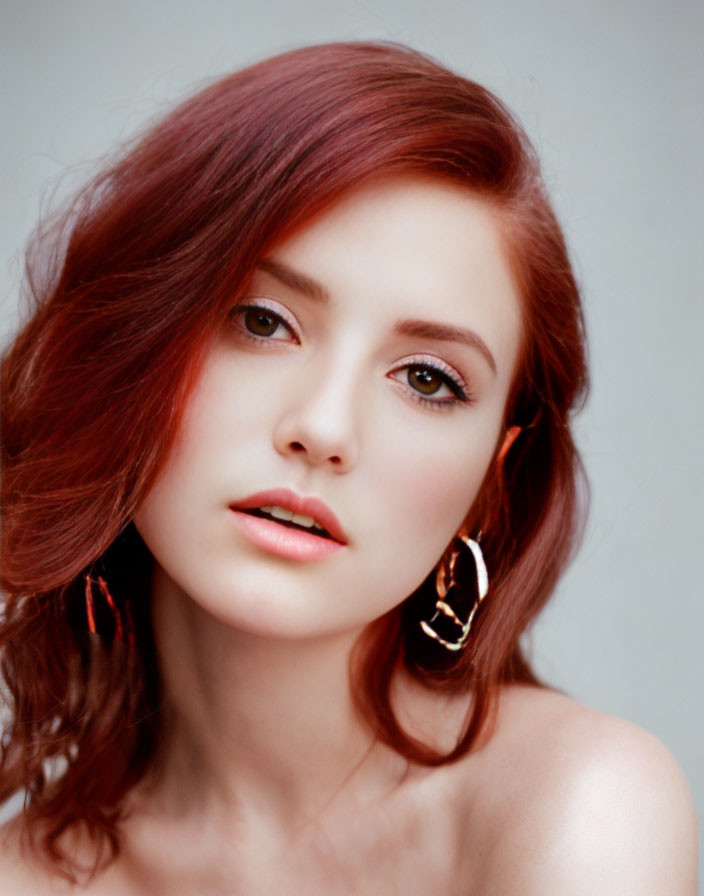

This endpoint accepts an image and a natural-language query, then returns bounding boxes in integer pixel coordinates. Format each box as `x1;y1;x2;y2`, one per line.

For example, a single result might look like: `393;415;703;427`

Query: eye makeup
388;355;473;411
227;299;300;344
228;300;474;411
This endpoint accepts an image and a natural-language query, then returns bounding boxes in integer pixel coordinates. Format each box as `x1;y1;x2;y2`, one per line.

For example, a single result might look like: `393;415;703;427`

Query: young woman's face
134;177;522;639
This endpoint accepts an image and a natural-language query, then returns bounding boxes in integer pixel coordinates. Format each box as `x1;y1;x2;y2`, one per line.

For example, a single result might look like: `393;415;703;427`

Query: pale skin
0;178;698;893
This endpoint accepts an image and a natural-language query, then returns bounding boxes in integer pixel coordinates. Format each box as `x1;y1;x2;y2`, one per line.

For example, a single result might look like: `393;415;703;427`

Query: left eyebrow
256;257;497;376
394;319;497;376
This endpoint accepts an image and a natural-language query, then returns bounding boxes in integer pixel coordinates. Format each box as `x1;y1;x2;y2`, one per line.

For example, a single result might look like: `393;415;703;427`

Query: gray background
1;0;702;883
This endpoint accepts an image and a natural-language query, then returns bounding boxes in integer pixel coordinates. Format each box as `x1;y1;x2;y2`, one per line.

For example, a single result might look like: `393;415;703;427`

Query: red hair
0;41;588;880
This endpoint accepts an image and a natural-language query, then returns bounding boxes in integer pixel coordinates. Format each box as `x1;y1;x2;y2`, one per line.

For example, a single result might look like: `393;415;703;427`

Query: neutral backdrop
1;0;702;882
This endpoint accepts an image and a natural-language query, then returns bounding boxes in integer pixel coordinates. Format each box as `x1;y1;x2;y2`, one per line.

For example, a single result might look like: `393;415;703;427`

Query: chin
153;565;361;643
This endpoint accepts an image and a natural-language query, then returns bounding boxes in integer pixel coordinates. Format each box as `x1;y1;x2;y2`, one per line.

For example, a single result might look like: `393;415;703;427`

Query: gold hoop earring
419;533;488;652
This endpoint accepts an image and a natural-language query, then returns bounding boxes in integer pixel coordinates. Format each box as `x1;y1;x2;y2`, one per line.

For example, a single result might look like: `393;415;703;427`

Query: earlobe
496;425;522;468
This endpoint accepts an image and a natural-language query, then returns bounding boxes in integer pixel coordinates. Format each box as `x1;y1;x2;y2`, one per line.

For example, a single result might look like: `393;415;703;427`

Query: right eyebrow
255;258;330;305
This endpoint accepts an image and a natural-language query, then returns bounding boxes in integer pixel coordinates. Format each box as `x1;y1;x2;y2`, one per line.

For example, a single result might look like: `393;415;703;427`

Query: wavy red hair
0;41;588;881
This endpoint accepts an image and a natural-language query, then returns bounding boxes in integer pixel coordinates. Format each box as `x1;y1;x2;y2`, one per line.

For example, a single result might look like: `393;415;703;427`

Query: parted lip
230;488;348;545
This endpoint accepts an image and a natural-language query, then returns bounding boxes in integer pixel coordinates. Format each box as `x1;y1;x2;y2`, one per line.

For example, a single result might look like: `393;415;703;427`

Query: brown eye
408;366;443;395
389;359;469;409
244;308;281;337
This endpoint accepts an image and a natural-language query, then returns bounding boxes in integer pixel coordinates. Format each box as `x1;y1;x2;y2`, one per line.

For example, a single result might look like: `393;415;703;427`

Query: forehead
264;176;523;381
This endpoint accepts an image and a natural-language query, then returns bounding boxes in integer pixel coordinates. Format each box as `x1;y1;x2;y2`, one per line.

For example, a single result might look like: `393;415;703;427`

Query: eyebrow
393;319;496;375
255;257;497;375
257;258;330;304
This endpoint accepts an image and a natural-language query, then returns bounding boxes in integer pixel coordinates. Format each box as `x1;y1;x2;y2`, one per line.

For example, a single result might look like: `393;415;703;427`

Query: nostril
288;441;342;465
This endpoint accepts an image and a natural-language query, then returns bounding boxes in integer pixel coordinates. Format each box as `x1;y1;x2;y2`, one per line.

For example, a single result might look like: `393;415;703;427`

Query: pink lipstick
229;488;347;561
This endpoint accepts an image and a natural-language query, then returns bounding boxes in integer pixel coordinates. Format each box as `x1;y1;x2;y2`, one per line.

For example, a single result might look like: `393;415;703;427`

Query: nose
272;359;360;474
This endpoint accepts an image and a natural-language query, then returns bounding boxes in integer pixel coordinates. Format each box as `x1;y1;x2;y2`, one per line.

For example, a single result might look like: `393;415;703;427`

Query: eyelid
230;297;301;342
389;353;469;396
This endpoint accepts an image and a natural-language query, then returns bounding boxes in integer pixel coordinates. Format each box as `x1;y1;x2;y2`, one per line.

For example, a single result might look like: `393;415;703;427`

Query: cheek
381;417;497;522
141;354;270;497
359;414;500;595
132;373;228;549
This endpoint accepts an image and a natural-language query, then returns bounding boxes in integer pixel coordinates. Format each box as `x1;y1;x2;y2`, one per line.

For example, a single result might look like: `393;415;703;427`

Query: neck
141;565;409;838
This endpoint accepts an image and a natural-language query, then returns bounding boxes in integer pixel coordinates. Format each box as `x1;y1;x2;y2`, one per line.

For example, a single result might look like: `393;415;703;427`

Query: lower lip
229;510;344;561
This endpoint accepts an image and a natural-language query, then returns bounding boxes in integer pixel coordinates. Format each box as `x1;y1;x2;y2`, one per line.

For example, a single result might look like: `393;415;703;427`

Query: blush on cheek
406;429;491;504
382;452;488;557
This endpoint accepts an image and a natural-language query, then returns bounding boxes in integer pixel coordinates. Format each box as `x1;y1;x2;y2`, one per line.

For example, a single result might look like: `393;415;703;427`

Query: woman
0;41;697;893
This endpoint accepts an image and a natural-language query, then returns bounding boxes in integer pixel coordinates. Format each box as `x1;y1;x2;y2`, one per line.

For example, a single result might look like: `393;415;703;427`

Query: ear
496;425;522;469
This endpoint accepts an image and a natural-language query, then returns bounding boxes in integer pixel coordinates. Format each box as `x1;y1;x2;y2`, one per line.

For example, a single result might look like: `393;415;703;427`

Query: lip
229;487;348;561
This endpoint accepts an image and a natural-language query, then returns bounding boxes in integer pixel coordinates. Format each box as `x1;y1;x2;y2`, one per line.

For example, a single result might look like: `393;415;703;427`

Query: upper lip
230;488;348;544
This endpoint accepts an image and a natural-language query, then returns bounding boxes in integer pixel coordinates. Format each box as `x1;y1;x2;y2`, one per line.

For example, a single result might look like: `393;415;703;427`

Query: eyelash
228;302;473;411
228;302;300;345
390;358;472;411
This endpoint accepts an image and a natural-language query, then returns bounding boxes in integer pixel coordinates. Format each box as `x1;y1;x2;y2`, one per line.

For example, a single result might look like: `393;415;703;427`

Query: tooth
258;505;326;532
266;505;295;522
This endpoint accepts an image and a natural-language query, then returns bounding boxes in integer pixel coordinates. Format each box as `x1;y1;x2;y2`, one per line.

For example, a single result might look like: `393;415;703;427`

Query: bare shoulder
464;685;698;895
0;814;101;895
0;815;61;895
